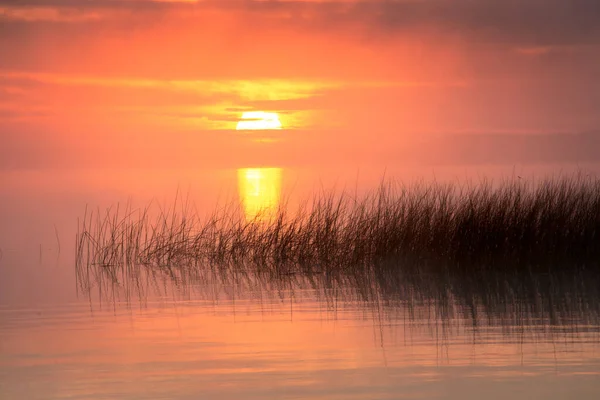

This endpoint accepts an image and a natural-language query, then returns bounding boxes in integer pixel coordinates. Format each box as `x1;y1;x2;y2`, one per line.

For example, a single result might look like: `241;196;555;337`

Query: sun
236;111;282;130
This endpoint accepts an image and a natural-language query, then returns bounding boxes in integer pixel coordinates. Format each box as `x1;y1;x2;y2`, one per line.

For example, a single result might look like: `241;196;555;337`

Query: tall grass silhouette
75;173;600;336
77;173;600;281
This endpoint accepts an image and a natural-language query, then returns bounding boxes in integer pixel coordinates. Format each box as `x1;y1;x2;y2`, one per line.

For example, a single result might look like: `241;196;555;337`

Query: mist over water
1;163;600;400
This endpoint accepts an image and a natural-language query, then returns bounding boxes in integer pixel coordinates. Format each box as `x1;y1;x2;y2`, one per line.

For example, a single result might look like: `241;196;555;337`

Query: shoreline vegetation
75;173;600;335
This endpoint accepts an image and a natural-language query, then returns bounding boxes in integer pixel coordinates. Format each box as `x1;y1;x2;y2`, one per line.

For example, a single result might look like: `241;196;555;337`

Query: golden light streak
237;168;282;222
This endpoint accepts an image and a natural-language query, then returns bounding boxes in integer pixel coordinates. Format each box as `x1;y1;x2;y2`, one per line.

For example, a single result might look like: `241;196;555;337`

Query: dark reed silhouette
77;173;600;275
75;173;600;340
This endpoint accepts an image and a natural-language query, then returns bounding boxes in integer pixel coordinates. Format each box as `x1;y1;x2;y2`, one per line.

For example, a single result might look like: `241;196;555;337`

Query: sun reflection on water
237;168;282;221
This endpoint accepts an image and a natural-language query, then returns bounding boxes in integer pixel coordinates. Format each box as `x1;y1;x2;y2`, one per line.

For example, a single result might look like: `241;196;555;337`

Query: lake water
2;163;600;399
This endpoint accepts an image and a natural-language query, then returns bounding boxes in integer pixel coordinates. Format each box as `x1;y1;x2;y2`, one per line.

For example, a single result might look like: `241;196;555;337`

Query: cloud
1;1;598;83
0;107;49;119
1;0;599;46
0;72;338;119
0;70;339;131
422;131;600;165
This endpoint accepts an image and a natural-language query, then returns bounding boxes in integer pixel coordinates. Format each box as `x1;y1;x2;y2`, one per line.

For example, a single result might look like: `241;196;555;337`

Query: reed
75;174;600;336
76;173;600;282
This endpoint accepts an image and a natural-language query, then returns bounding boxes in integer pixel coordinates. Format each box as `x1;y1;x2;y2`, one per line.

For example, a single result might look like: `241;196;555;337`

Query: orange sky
1;0;600;169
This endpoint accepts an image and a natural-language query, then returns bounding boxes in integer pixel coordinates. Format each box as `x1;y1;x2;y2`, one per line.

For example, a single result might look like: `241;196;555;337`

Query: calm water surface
2;164;600;399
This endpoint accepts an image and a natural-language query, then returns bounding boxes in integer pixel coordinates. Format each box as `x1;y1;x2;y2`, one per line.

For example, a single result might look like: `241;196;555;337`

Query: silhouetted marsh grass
74;173;600;336
77;173;600;280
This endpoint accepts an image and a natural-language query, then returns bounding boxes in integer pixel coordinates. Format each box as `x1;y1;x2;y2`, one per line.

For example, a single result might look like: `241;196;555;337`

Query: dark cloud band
1;0;599;46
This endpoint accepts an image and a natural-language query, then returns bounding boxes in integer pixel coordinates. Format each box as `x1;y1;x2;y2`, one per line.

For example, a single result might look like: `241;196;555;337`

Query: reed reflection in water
75;174;600;344
237;168;282;222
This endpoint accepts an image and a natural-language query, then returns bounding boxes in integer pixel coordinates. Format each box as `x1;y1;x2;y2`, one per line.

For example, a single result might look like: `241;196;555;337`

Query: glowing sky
1;0;599;168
